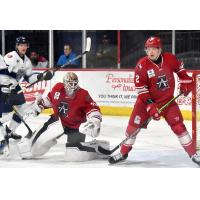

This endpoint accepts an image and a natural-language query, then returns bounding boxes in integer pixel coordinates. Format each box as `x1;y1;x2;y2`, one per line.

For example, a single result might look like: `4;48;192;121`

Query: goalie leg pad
64;140;110;161
0;112;13;124
17;115;63;158
17;138;32;159
64;142;97;162
31;138;57;157
95;140;110;159
17;137;58;158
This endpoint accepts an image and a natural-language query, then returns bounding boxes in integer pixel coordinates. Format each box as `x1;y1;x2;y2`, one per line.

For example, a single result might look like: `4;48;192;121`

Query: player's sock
182;142;196;156
0;140;5;154
120;143;133;155
177;132;196;156
176;132;200;166
0;139;9;155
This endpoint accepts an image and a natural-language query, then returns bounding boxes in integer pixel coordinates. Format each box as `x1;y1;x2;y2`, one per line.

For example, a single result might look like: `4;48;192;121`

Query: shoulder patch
147;69;155;78
137;63;142;69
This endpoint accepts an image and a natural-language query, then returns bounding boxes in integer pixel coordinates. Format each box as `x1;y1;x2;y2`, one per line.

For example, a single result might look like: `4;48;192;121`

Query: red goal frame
192;71;200;151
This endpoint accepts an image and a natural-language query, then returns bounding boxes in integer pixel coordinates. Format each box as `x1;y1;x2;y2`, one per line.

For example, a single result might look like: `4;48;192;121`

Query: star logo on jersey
156;75;169;90
58;101;69;117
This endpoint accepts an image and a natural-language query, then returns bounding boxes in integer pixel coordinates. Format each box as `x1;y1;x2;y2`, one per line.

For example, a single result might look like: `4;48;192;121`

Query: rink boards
20;69;194;120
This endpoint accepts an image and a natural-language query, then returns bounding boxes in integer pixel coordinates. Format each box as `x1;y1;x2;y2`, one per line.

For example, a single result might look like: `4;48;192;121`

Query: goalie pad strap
65;142;96;152
64;140;110;161
32;115;59;146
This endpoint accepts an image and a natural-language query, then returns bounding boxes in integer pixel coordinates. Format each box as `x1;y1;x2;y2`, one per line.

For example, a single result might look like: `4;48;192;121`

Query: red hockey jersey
45;83;100;129
134;52;189;107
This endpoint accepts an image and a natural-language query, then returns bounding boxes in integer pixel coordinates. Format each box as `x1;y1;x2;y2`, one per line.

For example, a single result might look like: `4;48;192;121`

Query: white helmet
63;72;79;96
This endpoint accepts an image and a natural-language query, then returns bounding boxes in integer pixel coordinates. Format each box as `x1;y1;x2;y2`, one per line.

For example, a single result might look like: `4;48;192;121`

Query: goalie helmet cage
192;71;200;152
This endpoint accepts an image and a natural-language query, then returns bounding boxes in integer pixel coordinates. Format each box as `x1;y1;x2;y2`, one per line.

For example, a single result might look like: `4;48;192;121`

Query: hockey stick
98;93;183;155
18;37;91;94
12;105;33;137
3;87;33;137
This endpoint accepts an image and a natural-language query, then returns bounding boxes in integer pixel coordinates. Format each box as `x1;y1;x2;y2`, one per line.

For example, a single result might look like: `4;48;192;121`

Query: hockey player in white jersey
0;36;53;154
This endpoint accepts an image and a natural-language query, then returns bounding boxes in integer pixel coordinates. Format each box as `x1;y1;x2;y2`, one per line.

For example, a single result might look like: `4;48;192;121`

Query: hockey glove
146;103;160;120
37;71;54;81
180;77;193;96
0;84;16;102
37;73;43;81
43;71;54;80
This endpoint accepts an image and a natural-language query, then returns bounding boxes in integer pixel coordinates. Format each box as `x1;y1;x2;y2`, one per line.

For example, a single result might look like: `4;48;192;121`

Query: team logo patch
147;69;155;78
137;63;142;70
156;75;169;90
58;101;69;117
134;115;141;125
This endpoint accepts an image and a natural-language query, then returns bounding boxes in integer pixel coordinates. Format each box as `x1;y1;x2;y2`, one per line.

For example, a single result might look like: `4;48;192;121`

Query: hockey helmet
145;36;162;49
63;72;79;95
15;36;29;47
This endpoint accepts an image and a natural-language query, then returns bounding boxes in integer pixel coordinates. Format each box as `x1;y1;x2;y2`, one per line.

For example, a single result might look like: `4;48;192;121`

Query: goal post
192;71;200;151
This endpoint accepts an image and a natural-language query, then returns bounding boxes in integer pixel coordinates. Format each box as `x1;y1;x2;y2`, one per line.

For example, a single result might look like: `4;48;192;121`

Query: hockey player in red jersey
109;36;200;166
17;72;109;161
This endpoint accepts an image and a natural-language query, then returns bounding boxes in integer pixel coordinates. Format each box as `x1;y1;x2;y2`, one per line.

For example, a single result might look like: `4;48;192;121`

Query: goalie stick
98;93;183;155
18;37;92;94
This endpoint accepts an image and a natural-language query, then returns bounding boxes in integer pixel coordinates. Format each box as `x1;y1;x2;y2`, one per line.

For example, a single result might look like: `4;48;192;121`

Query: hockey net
192;72;200;151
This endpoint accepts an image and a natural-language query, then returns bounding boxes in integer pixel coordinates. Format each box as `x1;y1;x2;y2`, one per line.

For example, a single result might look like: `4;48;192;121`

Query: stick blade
98;146;112;155
85;37;91;52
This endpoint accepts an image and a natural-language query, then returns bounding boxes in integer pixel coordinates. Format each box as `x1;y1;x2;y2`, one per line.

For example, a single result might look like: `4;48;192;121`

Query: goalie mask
63;72;79;96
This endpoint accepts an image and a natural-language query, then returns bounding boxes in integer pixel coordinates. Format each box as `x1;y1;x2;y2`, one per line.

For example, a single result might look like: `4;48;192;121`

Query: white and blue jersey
0;51;38;87
0;52;39;115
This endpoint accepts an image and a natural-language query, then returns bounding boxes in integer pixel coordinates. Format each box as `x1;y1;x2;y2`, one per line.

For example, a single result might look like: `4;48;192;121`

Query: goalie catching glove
79;117;101;138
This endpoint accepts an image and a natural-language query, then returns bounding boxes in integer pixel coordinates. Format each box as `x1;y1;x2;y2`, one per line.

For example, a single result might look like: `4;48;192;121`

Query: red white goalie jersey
134;52;190;107
41;82;101;129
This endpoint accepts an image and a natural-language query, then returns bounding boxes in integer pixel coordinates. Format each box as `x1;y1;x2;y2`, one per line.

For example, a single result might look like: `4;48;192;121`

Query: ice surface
0;115;198;168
